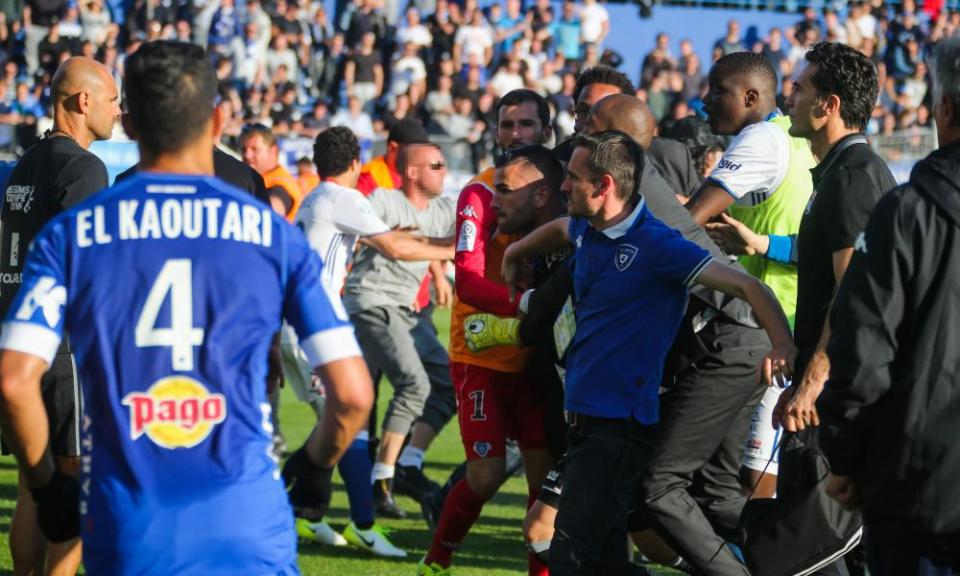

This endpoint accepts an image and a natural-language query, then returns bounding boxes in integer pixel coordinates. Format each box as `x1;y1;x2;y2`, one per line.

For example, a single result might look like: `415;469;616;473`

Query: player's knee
465;460;505;500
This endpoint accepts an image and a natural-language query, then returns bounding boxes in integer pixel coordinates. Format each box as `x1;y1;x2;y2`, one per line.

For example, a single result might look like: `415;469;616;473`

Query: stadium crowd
0;0;954;163
1;0;960;575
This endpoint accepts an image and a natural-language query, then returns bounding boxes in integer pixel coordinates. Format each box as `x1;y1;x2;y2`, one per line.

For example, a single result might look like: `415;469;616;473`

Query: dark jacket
648;137;701;199
822;139;960;536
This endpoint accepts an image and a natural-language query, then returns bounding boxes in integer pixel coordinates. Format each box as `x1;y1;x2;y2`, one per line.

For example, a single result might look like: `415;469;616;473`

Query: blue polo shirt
565;198;712;424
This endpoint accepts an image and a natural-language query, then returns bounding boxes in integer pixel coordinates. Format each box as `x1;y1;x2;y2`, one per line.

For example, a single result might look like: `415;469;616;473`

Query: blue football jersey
0;173;361;575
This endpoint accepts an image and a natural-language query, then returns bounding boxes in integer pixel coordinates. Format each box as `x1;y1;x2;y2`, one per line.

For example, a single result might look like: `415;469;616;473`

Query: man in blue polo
501;130;797;574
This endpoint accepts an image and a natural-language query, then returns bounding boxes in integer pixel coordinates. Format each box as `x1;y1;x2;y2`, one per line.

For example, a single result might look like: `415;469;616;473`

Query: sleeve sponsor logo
122;376;227;449
457;219;477;252
5;185;35;213
459;205;478;219
854;231;867;254
717;158;743;171
15;276;67;328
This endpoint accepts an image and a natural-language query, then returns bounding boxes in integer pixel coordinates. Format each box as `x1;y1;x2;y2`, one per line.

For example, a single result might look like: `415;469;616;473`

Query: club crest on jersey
473;441;492;458
615;244;638;272
122;376;226;449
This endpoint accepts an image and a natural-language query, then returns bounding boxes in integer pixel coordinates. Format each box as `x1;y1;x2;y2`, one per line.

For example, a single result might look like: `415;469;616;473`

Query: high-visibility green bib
727;115;815;329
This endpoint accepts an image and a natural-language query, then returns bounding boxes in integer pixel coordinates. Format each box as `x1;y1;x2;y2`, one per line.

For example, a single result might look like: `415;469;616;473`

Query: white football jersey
295;181;391;301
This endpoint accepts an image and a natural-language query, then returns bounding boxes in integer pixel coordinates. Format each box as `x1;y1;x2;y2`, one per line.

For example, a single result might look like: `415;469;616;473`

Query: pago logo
122;376;226;449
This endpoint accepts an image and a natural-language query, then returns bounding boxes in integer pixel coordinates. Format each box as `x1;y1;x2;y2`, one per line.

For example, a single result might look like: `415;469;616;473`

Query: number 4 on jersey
135;259;204;371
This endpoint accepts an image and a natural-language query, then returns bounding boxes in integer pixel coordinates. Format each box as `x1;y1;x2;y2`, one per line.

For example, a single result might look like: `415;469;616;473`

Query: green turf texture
0;307;681;575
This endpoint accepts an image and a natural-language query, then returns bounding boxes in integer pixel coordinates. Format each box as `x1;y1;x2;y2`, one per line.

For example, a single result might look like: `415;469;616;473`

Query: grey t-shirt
343;188;455;313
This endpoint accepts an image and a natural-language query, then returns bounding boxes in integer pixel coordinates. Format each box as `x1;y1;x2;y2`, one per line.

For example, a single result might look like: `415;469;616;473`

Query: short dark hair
570;131;644;201
804;42;878;131
123;41;218;155
496;89;551;130
313;127;359;178
495;144;565;193
711;51;778;95
573;66;635;104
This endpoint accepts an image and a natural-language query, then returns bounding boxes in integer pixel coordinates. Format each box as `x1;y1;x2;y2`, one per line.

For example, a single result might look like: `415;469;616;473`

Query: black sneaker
373;478;407;519
394;465;442;501
419;489;443;530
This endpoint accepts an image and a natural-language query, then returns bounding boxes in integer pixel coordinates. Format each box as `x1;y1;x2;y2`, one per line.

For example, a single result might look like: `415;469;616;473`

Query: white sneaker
295;518;347;546
343;521;408;558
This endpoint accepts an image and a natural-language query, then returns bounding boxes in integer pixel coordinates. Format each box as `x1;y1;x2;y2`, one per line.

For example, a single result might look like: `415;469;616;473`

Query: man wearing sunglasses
340;141;457;523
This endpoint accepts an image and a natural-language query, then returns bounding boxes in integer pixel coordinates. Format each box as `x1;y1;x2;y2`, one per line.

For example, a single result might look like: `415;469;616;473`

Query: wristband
766;234;793;264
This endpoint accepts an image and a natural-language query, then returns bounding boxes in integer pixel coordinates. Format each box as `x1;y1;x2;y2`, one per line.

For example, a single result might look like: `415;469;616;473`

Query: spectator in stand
426;0;458;65
760;27;788;86
579;0;609;49
303;99;331;136
207;0;243;54
233;21;267;89
397;7;433;51
456;63;485;108
489;57;525;98
680;52;703;102
345;31;382;114
265;34;299;85
392;41;428;98
453;8;493;71
381;92;419;134
554;0;581;62
495;0;526;54
713;19;746;61
331;94;376;141
426;73;455;127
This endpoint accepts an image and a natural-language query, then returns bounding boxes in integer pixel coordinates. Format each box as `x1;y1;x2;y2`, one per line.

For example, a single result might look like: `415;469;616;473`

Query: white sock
397;447;425;469
371;463;395;483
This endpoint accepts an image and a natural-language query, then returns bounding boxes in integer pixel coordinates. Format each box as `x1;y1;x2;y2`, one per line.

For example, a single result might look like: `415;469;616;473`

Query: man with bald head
0;56;118;576
571;66;700;198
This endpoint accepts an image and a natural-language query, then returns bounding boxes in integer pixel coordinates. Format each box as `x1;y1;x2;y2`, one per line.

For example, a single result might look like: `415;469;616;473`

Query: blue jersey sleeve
650;225;713;288
0;220;68;365
281;225;361;368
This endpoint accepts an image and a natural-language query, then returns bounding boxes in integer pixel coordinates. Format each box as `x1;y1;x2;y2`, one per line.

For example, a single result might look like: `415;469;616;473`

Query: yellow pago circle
122;376;227;449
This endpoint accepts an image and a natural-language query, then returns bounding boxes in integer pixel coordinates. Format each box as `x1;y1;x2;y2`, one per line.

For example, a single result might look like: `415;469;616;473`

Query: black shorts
537;457;565;509
1;353;82;458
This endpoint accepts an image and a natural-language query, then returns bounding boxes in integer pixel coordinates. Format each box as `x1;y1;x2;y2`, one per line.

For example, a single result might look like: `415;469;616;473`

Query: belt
564;411;633;428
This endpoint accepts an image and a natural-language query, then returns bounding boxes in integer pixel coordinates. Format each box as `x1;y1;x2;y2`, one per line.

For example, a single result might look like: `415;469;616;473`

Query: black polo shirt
794;133;898;374
0;135;108;318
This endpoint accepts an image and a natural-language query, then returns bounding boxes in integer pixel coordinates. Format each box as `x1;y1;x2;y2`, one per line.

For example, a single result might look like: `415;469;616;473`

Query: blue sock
338;431;375;529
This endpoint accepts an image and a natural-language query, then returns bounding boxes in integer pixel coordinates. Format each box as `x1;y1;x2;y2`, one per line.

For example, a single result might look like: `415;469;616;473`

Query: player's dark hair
571;130;644;201
711;52;778;96
573;66;635;104
804;42;878;132
123;41;218;155
313;127;359;178
495;144;565;194
496;88;551;130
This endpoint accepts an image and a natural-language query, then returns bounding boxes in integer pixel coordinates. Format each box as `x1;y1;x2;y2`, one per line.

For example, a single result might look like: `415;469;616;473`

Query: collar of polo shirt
599;196;646;239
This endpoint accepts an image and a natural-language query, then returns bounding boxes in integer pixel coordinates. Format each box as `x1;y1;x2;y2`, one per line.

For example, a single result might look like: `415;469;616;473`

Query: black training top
794;133;897;375
114;147;270;205
0;134;108;317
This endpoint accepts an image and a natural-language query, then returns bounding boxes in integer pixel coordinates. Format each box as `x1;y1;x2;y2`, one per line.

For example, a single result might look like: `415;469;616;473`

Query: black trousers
550;417;658;576
639;317;771;576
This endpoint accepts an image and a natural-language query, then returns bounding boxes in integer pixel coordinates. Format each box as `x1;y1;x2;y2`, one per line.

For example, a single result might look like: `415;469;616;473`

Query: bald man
586;93;700;199
0;56;119;576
